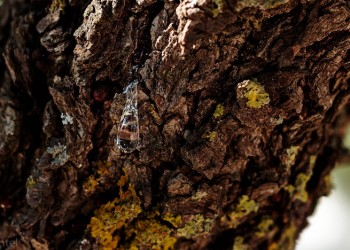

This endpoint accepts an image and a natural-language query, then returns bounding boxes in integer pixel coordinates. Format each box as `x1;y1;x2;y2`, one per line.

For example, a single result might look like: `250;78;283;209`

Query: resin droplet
116;80;140;153
116;109;139;153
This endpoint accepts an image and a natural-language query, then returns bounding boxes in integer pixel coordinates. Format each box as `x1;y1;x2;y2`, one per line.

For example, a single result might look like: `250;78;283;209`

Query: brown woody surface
0;0;350;249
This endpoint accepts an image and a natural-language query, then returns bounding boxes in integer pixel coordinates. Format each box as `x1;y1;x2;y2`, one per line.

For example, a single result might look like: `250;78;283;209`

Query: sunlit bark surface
0;0;350;249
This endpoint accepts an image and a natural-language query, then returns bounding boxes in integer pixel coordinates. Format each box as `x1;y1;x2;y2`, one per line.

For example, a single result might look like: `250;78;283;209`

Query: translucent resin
116;80;139;153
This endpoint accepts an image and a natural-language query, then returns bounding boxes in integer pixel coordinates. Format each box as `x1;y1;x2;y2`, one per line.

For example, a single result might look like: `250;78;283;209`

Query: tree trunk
0;0;349;249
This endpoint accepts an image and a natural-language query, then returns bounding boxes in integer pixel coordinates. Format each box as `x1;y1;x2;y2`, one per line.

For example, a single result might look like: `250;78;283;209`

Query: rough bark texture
0;0;350;249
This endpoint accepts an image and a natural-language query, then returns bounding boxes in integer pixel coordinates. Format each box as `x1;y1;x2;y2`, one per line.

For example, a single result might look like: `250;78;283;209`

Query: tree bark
0;0;350;249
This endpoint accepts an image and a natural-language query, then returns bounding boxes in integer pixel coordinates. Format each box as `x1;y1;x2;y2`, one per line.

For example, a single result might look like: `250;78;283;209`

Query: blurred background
297;127;350;250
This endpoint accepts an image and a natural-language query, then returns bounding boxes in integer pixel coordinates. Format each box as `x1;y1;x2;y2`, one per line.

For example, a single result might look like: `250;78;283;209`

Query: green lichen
176;214;214;239
223;195;259;228
243;80;270;108
255;216;274;238
284;146;300;169
128;219;176;250
88;184;142;250
213;104;224;118
164;67;178;82
236;0;289;10
212;0;224;17
233;236;248;250
26;175;36;189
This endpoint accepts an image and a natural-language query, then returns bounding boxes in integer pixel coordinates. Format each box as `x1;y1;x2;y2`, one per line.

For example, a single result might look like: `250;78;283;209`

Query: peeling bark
0;0;350;249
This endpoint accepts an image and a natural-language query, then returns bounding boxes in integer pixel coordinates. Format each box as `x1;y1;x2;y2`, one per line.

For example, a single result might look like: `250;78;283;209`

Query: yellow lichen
213;104;224;118
236;0;289;10
284;172;311;203
223;195;259;228
267;226;296;250
88;169;178;250
30;239;49;250
283;184;295;195
294;173;310;203
26;175;36;189
117;171;129;187
270;116;284;125
128;219;177;250
96;161;113;176
83;176;99;194
203;131;218;142
268;242;278;250
50;0;65;13
323;174;333;190
191;191;208;201
161;237;177;250
284;146;300;169
149;104;163;125
163;213;182;228
243;80;270;108
233;236;248;250
212;0;224;17
309;155;317;169
255;216;274;238
176;214;214;239
88;184;142;250
276;224;296;250
82;161;115;195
